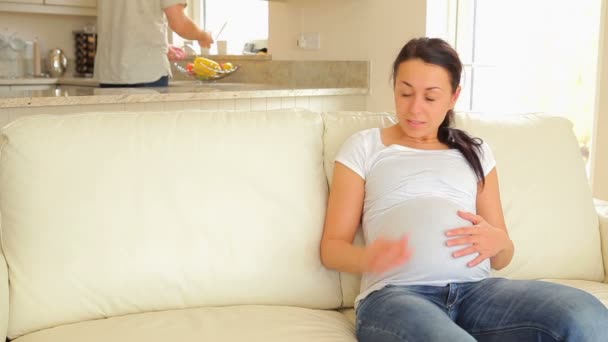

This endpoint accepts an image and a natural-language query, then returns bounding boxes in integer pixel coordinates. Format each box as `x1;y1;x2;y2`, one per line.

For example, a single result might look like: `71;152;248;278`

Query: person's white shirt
335;128;496;308
94;0;185;84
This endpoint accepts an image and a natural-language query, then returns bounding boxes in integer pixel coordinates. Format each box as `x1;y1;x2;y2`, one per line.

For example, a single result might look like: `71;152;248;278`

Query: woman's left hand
445;211;510;267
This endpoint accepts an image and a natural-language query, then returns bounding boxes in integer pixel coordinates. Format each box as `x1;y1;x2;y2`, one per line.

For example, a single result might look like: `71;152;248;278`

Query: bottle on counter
33;36;42;77
24;40;33;77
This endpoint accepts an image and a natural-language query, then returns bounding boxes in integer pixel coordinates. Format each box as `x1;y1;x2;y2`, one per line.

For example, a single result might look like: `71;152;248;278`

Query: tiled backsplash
171;59;369;89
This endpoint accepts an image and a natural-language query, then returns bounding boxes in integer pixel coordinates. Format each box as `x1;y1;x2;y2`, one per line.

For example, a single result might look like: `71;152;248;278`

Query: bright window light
428;0;602;165
201;0;268;55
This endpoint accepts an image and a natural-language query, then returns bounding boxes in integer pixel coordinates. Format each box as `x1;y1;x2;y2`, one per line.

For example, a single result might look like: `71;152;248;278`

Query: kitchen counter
0;77;98;86
0;82;368;108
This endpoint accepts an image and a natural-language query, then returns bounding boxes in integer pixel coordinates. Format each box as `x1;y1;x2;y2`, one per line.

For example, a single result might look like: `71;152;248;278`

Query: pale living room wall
268;0;427;112
591;0;608;201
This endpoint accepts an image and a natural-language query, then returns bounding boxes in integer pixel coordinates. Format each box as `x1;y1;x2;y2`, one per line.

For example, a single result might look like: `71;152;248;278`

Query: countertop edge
0;88;369;108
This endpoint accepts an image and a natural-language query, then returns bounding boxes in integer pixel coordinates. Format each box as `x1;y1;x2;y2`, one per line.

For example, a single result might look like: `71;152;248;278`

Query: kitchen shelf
0;77;58;85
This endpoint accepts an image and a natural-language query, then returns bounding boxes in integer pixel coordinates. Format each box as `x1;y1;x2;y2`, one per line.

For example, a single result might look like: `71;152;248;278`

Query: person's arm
477;168;514;270
445;168;514;270
320;162;412;274
164;4;213;48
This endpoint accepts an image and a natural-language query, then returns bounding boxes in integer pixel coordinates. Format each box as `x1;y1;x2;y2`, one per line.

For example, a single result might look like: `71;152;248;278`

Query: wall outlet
297;32;321;50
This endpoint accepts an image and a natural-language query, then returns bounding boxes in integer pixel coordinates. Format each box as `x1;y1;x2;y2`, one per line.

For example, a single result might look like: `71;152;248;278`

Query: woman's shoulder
347;127;382;146
349;127;379;138
338;128;383;159
477;138;494;154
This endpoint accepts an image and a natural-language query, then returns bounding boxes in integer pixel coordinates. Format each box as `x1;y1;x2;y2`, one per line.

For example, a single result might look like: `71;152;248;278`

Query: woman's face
393;58;460;140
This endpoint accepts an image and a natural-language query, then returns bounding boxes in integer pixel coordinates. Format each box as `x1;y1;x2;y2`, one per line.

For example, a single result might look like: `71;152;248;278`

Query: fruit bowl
173;57;239;81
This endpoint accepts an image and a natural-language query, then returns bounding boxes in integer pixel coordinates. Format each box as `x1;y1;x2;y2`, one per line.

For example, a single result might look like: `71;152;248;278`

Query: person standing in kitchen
95;0;213;88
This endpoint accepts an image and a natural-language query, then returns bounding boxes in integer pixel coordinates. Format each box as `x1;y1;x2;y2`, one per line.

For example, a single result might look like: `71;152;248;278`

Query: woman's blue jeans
356;278;608;341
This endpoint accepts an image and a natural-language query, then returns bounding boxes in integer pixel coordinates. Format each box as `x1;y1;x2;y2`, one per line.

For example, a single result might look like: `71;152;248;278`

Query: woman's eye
426;98;436;102
401;94;412;97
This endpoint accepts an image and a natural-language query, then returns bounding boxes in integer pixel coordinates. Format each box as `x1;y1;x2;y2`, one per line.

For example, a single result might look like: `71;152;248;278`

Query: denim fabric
356;278;608;341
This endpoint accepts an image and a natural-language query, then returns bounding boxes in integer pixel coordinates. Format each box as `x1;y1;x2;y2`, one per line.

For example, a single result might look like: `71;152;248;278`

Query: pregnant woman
320;37;608;341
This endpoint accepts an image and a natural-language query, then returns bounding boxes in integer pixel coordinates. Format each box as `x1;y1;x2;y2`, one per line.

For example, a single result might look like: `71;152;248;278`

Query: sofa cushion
12;306;356;342
322;111;604;307
0;110;340;339
454;113;603;281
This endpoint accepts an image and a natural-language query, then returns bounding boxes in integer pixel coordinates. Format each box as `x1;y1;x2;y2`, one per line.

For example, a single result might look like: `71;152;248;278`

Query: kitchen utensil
46;48;68;77
215;22;227;41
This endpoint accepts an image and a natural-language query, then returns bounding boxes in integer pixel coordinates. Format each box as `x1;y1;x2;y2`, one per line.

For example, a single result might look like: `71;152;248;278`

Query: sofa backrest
323;111;605;307
0;109;341;339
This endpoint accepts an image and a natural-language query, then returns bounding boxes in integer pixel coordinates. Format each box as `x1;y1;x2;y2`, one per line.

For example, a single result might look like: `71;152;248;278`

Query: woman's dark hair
392;37;486;185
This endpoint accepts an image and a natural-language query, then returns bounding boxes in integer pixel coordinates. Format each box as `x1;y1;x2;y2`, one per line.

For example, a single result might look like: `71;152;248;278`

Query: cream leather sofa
0;110;605;341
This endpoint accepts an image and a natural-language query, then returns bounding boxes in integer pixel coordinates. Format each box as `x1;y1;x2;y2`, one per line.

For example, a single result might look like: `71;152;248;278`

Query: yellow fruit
194;57;221;71
221;62;234;71
193;65;216;78
193;57;221;78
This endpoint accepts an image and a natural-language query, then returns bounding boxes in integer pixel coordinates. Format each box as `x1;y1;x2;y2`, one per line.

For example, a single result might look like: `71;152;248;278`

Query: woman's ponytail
438;110;486;186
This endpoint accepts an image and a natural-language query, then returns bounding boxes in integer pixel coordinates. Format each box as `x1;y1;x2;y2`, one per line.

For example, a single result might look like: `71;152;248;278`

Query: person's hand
167;45;186;61
445;211;510;267
198;31;214;49
361;236;412;274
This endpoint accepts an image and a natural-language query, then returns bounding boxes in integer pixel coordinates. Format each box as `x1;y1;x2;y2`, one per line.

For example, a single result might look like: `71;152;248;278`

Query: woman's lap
355;278;608;342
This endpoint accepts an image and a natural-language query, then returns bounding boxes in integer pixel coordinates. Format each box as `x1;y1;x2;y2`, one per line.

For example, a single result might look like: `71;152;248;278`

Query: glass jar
0;31;26;78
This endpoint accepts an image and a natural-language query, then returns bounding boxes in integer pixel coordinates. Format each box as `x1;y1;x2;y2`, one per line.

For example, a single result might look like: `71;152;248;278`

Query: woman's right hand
361;236;412;274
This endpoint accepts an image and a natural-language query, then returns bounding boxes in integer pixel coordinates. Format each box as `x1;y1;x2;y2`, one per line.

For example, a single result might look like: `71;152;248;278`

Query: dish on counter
173;57;239;81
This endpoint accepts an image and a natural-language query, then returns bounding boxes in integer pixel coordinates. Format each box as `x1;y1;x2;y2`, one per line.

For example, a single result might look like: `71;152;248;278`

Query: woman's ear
451;86;462;107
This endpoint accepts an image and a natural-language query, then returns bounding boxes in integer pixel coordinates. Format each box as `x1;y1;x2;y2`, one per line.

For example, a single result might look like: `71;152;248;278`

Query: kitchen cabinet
44;0;95;8
0;0;43;4
0;0;95;15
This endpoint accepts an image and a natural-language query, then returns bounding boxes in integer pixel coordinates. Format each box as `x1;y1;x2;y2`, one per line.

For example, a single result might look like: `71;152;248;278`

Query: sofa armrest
0;247;7;341
596;199;608;283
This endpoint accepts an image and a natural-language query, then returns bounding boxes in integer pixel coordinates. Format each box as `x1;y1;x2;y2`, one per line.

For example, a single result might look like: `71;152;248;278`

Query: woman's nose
408;96;424;114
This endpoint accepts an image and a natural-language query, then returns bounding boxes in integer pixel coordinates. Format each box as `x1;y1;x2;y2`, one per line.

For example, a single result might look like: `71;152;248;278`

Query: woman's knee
546;284;608;340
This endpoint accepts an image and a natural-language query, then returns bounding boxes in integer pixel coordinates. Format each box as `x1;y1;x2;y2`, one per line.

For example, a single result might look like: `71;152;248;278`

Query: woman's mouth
406;119;426;128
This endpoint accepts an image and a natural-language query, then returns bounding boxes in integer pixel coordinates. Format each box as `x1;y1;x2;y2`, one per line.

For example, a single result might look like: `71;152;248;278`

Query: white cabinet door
44;0;95;7
0;0;95;14
0;0;44;4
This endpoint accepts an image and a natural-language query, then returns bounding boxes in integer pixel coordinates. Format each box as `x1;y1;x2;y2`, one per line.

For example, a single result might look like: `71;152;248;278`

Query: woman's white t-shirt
335;128;496;308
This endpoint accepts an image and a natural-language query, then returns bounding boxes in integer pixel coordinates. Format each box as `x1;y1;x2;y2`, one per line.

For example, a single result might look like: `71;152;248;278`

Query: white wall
268;0;427;112
0;12;93;59
591;0;608;201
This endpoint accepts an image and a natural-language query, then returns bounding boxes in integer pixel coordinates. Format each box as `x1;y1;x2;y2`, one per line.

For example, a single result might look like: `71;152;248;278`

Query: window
428;0;602;163
198;0;268;55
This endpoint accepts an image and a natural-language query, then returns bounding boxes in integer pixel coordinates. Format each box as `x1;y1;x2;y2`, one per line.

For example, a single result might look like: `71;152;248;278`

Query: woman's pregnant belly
363;196;490;287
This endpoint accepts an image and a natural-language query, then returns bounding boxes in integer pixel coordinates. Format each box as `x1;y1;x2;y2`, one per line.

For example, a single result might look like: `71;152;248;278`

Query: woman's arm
477;168;514;270
321;163;411;274
445;168;514;270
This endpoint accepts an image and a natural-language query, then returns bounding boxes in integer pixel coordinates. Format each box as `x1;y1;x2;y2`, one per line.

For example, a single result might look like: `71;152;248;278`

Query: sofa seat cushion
340;308;356;327
12;305;356;342
543;279;608;307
